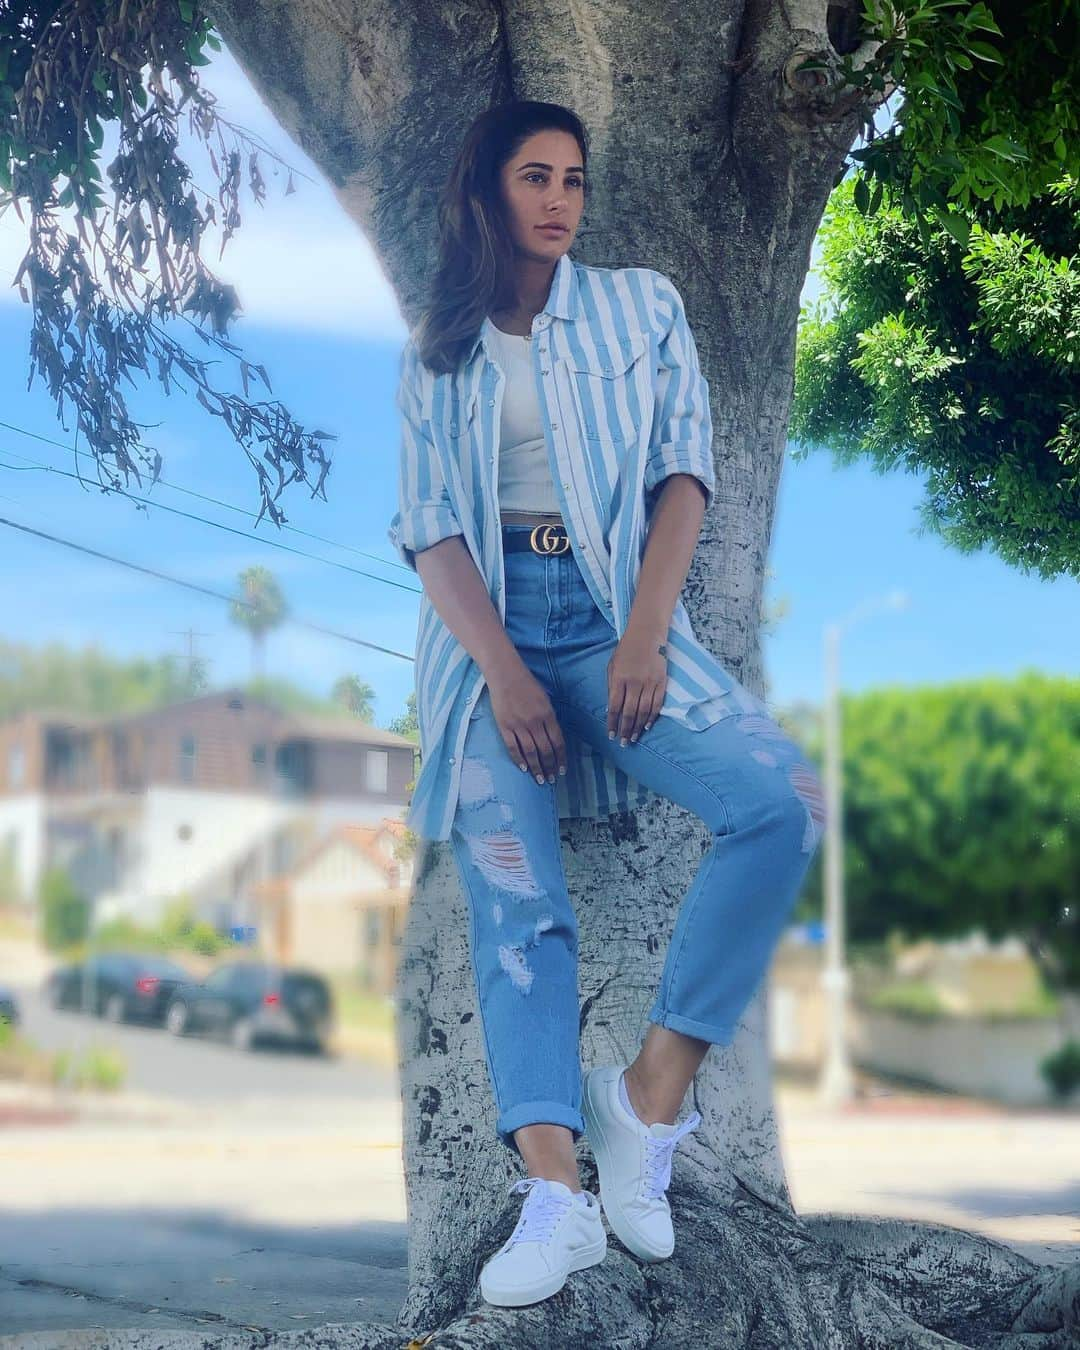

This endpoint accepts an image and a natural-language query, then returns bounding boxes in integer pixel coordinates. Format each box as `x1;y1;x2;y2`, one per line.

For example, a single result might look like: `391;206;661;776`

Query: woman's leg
449;683;584;1184
553;612;827;1118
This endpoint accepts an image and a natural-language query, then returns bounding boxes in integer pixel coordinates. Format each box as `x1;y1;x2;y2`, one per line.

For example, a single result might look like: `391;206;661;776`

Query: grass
324;974;397;1066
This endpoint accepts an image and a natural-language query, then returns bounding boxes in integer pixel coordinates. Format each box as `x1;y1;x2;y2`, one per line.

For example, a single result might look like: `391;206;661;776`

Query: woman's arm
627;472;708;643
628;272;715;640
414;535;523;687
389;340;565;782
607;274;715;744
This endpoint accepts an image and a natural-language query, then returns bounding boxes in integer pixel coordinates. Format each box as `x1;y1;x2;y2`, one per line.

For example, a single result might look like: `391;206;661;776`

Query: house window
252;743;268;784
365;749;388;794
8;743;25;789
365;909;381;948
179;734;197;784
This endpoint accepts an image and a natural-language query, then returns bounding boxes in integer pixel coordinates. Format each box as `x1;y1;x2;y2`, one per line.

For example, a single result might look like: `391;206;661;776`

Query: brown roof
253;818;408;896
1;688;417;749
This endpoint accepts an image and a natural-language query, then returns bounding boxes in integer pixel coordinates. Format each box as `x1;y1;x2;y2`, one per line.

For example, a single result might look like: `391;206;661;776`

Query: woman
388;100;826;1308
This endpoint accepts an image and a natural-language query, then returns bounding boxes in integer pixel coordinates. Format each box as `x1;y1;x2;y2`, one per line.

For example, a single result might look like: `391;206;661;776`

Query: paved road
13;981;396;1104
1;977;1077;1344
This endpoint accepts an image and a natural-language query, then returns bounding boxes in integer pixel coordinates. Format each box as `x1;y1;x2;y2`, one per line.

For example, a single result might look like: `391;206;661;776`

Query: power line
0;515;415;664
0;417;419;582
0;442;422;595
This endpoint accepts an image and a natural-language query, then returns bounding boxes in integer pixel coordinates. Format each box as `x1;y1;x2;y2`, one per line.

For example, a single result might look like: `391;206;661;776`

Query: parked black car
0;983;19;1028
46;952;193;1025
163;962;334;1054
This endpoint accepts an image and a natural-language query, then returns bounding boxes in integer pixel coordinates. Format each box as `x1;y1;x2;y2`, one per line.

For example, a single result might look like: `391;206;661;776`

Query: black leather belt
502;519;572;555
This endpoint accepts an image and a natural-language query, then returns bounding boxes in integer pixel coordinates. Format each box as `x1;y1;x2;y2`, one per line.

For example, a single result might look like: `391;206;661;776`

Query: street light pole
818;590;910;1108
819;619;854;1106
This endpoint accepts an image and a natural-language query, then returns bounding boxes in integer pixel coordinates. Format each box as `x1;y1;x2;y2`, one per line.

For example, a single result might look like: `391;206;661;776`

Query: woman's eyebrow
517;161;586;174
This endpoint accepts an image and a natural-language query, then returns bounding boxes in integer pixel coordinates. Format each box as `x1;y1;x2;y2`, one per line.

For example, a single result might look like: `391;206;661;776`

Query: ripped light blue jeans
449;523;826;1159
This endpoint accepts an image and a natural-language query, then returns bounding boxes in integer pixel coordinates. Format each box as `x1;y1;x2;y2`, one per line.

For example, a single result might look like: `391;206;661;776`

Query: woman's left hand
606;622;668;745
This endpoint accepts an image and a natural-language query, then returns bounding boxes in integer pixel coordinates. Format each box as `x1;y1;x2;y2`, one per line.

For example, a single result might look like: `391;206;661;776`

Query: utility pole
170;627;211;689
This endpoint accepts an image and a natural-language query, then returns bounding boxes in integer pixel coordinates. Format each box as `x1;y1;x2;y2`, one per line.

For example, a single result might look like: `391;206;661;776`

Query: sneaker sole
582;1068;674;1263
480;1231;607;1307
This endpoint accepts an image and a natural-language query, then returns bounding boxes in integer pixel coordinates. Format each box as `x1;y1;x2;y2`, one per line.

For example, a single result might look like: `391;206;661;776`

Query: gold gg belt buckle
529;522;571;555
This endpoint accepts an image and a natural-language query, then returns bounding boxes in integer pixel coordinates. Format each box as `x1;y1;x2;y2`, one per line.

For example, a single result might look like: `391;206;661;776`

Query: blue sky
0;47;1075;726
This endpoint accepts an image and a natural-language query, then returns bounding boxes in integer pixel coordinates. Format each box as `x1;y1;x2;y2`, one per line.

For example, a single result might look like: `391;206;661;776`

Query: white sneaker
479;1176;607;1307
582;1064;701;1261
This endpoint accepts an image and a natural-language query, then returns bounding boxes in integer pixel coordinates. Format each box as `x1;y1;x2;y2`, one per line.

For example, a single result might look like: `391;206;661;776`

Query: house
0;689;419;932
252;820;412;988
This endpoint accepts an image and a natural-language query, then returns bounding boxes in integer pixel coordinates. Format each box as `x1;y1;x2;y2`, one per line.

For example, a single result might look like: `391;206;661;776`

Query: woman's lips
537;224;568;234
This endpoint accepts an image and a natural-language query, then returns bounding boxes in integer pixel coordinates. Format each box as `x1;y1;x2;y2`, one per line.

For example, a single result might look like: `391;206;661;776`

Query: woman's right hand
486;664;567;784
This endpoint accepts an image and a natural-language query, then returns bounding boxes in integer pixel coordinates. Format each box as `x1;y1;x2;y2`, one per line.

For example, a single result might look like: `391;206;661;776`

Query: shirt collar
466;249;579;365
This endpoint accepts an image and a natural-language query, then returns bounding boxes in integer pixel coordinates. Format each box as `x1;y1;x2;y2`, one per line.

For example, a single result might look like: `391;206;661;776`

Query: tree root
382;1175;1079;1350
18;1190;1075;1349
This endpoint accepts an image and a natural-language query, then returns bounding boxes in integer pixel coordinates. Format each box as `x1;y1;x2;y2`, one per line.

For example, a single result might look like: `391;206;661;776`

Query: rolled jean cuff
647;1004;738;1046
497;1100;586;1154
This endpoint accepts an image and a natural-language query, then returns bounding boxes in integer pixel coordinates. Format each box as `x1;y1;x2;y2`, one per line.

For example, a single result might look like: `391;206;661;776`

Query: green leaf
982;136;1029;162
967;40;1003;64
935;208;971;248
854;176;870;214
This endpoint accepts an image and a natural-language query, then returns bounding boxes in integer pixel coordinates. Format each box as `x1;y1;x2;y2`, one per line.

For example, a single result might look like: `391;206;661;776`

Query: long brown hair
413;100;589;376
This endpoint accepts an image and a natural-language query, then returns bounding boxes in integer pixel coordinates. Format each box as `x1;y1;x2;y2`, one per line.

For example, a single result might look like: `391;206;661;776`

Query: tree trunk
206;2;1079;1343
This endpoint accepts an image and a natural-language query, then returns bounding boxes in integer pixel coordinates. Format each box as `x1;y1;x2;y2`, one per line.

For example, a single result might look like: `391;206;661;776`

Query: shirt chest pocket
443;387;480;442
560;331;651;448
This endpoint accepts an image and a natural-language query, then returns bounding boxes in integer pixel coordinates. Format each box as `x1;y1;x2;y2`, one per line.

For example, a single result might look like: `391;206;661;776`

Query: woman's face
498;128;586;260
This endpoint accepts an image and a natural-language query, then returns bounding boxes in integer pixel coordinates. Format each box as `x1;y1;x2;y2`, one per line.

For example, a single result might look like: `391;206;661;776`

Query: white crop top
485;323;563;516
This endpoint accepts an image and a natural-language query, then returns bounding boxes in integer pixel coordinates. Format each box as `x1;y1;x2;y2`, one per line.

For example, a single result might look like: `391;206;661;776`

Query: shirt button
448;755;455;764
488;399;495;406
603;366;612;375
551;422;559;430
562;481;570;489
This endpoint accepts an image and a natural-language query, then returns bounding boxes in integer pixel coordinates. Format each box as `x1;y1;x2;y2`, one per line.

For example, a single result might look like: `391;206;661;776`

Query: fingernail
519;763;527;771
608;731;615;740
559;765;566;775
631;733;638;742
620;737;628;747
536;774;544;784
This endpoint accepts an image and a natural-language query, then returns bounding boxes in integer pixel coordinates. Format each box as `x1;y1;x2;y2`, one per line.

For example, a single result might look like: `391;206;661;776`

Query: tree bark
205;1;1080;1343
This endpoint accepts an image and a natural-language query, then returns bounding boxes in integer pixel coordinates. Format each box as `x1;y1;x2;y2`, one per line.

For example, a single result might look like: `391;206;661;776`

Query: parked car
163;962;334;1054
0;983;19;1028
46;952;194;1026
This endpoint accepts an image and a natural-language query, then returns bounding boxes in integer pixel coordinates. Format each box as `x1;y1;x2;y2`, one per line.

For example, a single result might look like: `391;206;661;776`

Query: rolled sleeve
644;272;715;510
387;339;465;573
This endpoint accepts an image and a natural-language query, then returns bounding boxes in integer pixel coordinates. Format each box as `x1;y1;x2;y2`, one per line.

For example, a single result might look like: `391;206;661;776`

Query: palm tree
331;673;375;721
228;566;287;682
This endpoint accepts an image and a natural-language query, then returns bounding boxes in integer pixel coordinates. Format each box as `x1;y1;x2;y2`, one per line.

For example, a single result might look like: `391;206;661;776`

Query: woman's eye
525;173;585;188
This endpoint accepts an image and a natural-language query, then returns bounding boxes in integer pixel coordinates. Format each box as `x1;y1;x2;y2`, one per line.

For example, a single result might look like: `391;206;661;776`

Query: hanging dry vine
1;0;334;525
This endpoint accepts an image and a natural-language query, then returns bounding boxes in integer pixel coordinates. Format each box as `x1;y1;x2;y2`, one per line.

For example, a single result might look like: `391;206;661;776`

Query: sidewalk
1;1067;1077;1348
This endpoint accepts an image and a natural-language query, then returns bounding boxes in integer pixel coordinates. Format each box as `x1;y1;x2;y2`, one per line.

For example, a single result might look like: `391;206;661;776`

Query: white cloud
0;45;406;342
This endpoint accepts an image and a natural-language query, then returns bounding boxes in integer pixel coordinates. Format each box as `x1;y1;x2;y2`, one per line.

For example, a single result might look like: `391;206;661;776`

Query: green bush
52;1042;126;1091
39;867;88;951
1040;1039;1080;1101
865;980;947;1019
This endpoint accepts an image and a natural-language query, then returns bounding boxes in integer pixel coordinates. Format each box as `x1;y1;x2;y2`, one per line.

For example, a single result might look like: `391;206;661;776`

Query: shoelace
641;1110;702;1200
502;1176;575;1248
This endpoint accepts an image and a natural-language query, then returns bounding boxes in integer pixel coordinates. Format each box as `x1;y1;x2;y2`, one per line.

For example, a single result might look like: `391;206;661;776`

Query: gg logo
530;523;571;555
